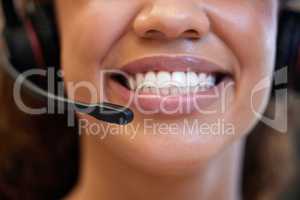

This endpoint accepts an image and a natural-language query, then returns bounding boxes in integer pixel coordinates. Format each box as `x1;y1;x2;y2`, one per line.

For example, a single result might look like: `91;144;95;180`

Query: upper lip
118;55;233;76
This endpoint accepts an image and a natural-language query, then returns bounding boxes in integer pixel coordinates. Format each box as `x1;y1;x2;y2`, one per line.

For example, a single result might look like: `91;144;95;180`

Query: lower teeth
136;85;214;96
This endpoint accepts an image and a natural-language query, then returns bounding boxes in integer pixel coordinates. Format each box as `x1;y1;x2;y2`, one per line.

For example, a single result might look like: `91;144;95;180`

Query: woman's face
56;0;278;175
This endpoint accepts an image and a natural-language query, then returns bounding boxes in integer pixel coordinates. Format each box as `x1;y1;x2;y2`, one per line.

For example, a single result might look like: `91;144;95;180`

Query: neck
67;135;245;200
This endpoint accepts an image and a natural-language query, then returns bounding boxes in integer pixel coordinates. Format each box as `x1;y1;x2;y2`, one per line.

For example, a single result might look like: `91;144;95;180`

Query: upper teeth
127;71;216;91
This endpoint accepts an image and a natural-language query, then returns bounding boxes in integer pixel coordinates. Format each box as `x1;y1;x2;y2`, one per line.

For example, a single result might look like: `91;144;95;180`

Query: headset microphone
0;53;133;125
0;0;134;125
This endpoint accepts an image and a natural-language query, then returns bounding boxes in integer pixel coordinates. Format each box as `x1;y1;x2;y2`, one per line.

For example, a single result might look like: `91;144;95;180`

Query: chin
80;111;241;177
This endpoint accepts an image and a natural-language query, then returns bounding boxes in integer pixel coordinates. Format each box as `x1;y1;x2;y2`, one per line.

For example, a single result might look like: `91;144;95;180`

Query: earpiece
26;1;60;69
0;0;134;125
1;0;60;90
2;0;41;71
276;9;300;91
2;0;59;72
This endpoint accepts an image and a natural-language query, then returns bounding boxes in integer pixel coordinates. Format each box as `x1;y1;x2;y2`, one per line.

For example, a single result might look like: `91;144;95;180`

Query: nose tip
133;2;210;40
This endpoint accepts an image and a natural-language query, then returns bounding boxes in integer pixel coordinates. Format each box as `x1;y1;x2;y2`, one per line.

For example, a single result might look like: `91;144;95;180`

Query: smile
108;55;235;113
112;71;221;95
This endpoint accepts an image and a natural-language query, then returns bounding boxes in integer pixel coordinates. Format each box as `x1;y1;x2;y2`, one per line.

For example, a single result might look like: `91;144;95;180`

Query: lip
119;55;233;75
107;55;235;115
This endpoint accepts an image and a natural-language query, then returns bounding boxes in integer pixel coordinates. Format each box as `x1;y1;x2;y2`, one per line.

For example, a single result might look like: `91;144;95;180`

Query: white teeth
121;71;219;94
172;72;186;86
186;72;199;87
207;75;216;87
128;76;135;90
136;73;144;87
157;71;171;87
198;73;207;87
144;71;156;87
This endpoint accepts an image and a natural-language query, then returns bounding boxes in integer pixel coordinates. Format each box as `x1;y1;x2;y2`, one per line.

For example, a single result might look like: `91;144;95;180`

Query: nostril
144;29;166;39
183;29;201;39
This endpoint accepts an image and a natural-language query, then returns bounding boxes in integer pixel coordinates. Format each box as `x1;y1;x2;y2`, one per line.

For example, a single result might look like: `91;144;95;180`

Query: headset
0;0;299;125
276;4;300;91
0;0;134;125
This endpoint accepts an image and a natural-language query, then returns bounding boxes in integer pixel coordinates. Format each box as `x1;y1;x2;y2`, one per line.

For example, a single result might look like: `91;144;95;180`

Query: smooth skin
55;0;279;200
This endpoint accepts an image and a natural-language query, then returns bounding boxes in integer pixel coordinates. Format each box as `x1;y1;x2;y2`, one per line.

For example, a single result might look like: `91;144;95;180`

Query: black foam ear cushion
24;19;45;67
2;1;61;91
1;0;39;71
1;0;49;89
297;46;300;69
3;24;37;71
3;23;49;88
25;2;62;91
277;10;297;70
26;2;60;68
276;9;300;91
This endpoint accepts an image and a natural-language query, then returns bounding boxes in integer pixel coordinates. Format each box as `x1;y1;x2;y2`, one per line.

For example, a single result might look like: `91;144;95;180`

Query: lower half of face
57;0;278;176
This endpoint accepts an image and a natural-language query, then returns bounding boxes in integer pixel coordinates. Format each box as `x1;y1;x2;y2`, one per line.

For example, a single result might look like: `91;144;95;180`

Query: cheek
58;1;141;62
207;1;278;136
57;4;139;101
60;11;127;66
208;1;278;73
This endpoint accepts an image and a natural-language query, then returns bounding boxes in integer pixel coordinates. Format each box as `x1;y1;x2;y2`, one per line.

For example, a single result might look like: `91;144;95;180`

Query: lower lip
108;77;234;115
